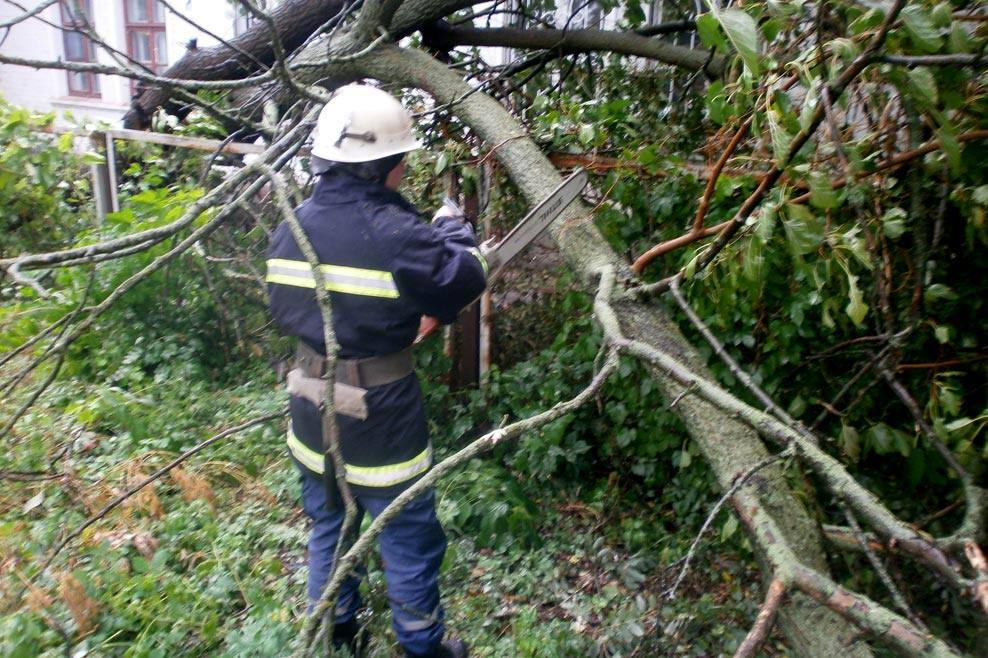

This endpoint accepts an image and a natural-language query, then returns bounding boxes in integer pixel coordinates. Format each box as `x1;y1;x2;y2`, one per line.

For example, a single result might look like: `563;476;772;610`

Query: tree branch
422;24;724;76
733;579;786;658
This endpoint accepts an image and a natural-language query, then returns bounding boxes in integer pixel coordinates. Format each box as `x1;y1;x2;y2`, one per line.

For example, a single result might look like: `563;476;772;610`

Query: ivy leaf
715;8;762;76
900;5;942;53
845;272;868;326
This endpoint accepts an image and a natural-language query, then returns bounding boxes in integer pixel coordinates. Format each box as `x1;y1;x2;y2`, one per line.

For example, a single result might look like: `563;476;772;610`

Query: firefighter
266;83;486;657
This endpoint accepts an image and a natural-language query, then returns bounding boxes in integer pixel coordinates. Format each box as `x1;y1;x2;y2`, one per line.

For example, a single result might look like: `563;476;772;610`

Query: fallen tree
1;0;985;656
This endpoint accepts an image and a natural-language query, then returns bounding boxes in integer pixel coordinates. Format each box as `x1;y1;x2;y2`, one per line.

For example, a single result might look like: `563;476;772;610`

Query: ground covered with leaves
2;324;773;657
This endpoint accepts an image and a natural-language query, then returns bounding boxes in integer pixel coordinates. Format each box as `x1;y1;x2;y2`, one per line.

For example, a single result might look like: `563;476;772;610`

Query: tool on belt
289;341;414;509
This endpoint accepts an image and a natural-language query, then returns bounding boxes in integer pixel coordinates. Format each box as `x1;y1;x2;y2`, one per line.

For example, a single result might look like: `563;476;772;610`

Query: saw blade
492;168;587;272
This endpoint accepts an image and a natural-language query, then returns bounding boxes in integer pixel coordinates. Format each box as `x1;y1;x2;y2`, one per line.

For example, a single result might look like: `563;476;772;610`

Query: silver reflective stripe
344;446;432;488
395;605;441;632
266;258;399;299
287;428;432;487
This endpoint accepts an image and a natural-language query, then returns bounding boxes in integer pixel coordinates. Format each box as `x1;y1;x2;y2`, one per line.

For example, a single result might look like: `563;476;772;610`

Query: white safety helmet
310;84;422;163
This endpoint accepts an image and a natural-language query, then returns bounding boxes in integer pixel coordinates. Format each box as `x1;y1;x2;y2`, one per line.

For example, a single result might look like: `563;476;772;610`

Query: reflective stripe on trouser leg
361;491;447;655
299;468;363;621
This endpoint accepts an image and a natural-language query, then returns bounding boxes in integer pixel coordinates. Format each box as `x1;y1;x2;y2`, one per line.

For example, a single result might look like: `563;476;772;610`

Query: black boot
405;637;468;658
331;617;368;657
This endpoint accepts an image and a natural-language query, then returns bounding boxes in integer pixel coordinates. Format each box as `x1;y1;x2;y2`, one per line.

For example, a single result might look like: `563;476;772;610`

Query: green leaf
696;13;728;52
931;2;953;29
936;124;961;174
845;272;868;326
827;38;860;63
809;171;840;210
783;203;824;255
900;5;942;53
907;67;938;108
924;282;957;303
767;109;792;164
720;514;739;541
434;152;450;177
934;324;951;344
578;123;596;146
881;207;907;239
972;185;988;206
867;423;896;455
705;80;728;124
949;22;975;53
849;8;882;35
715;8;762;76
840;424;861;462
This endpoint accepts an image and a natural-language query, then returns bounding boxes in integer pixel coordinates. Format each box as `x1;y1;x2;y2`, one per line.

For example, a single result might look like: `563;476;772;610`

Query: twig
963;541;988;615
24;410;286;591
629;0;909;297
264;167;361;650
877;53;984;66
843;506;928;631
665;447;794;600
732;579;786;658
879;367;970;481
300;272;624;654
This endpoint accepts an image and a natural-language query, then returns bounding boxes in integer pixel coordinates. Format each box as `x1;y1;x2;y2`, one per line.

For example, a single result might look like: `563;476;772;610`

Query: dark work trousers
299;466;447;655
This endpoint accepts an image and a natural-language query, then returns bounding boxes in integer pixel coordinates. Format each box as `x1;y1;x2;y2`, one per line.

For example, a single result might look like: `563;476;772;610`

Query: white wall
0;1;238;127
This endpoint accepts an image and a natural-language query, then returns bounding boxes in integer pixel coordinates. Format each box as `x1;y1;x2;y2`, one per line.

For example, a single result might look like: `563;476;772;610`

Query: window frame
59;0;101;98
124;0;168;75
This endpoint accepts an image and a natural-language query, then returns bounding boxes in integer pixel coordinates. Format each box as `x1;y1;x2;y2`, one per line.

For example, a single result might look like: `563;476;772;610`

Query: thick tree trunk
124;0;349;128
129;0;720;128
353;45;873;657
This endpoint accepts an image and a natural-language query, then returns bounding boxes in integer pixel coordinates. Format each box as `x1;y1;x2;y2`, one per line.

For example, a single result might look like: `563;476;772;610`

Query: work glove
479;237;501;275
432;197;466;223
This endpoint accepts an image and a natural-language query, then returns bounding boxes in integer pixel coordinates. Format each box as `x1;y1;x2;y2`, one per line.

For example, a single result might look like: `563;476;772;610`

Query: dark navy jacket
266;171;487;495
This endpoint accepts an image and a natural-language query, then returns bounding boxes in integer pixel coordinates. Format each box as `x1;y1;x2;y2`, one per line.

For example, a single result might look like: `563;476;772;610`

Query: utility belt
287;341;417;510
286;341;415;422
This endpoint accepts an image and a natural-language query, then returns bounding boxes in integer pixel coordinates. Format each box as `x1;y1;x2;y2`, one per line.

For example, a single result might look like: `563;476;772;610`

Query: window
648;1;664;25
60;0;100;97
125;0;168;74
568;0;602;29
234;0;267;36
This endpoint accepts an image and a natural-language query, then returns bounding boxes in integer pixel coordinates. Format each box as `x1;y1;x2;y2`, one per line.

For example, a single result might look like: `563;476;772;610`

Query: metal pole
104;132;120;214
89;130;114;220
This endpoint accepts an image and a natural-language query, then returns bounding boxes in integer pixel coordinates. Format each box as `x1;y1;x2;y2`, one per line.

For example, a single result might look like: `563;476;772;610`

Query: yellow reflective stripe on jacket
344;446;432;488
287;429;324;473
466;247;489;276
287;428;432;487
266;258;400;299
